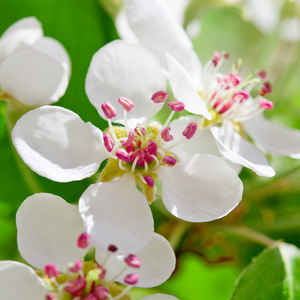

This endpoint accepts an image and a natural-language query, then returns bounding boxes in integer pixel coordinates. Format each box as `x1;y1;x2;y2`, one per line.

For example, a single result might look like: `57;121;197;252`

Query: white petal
125;0;202;85
166;54;211;120
164;0;190;24
0;49;68;106
85;40;166;123
243;115;300;159
140;295;179;300
169;116;243;173
211;124;275;177
95;233;175;288
32;36;71;78
158;154;243;222
12;105;107;182
17;193;87;271
0;17;43;64
0;261;46;300
79;173;154;254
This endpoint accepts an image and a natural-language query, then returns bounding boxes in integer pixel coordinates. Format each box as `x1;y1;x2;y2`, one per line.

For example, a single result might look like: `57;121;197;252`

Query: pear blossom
0;17;70;107
12;40;243;253
0;193;176;300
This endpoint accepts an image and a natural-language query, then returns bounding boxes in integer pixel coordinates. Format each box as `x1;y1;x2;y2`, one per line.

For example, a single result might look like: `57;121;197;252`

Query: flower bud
77;232;91;249
161;127;173;142
168;101;185;112
116;148;132;162
162;156;176;166
124;273;139;285
125;254;142;268
44;264;59;278
151;91;168;103
118;97;134;112
183;122;197;139
101;101;117;119
103;133;114;152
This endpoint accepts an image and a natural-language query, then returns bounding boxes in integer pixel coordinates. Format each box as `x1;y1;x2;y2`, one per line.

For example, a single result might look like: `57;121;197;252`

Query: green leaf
231;243;300;300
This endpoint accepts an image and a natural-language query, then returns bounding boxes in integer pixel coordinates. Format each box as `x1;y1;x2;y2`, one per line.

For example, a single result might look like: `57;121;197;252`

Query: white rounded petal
170;117;243;173
0;17;43;64
17;193;87;271
86;40;166;122
12;105;106;182
0;261;47;300
32;36;71;78
79;173;154;254
125;0;202;85
159;154;243;222
211;124;275;177
166;54;211;120
0;49;68;106
95;233;175;288
140;295;180;300
243;116;300;159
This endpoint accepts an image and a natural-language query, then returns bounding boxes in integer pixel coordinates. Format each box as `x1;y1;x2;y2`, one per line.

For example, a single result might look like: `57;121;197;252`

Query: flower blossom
0;17;70;107
120;0;300;177
0;193;175;300
12;40;243;254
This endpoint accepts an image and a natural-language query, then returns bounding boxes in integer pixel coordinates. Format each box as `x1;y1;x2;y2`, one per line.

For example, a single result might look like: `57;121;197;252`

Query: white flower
0;193;176;300
0;17;70;107
12;40;243;254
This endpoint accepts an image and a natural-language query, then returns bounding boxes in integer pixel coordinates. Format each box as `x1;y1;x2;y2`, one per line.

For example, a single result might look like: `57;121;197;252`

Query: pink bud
69;259;82;273
77;233;91;249
101;101;117;119
151;91;168;103
168;101;185;112
212;51;221;66
125;254;142;268
229;73;242;86
122;131;135;147
259;99;273;110
144;175;155;188
161;127;173;142
44;264;59;278
108;245;118;252
95;285;109;299
232;90;249;102
103;133;114;152
124;273;139;285
162;156;176;166
116;148;132;162
256;70;267;79
260;81;272;96
118;97;134;112
46;292;56;300
183;122;197;139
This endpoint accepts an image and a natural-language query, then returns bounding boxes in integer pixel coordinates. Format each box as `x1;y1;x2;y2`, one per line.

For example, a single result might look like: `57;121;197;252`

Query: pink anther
259;99;273;110
168;101;185;112
108;245;118;252
162;156;176;166
232;90;249;102
116;148;132;163
212;51;221;66
46;292;56;300
161;127;173;142
124;273;139;285
183;122;197;139
260;81;272;96
65;275;86;296
223;52;230;59
101;101;117;119
125;254;142;268
256;70;267;79
144;175;155;188
44;264;59;278
122;131;135;147
229;73;242;86
77;232;91;249
69;259;82;273
131;149;145;166
95;285;109;299
118;97;134;112
151;91;169;103
97;266;106;280
103;133;114;152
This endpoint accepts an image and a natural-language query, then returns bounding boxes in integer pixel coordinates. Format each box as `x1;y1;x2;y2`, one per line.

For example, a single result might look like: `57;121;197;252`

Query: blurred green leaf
231;243;300;300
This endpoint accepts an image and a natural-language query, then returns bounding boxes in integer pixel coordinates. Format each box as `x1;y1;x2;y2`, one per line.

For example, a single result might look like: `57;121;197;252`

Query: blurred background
1;0;300;299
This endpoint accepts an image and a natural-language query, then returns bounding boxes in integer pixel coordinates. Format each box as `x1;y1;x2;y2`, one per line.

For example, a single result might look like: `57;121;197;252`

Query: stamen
101;101;117;119
118;97;134;112
95;285;109;300
125;255;142;268
168;101;185;112
162;156;176;166
124;273;139;285
46;292;56;300
108;245;118;252
260;81;272;96
144;175;155;188
77;232;91;249
136;173;147;184
151;91;168;103
119;159;130;171
256;70;267;79
161;127;173;142
212;51;221;66
259;98;273;110
131;156;139;173
122;131;135;147
65;275;86;296
44;264;59;278
113;286;133;300
183;122;197;139
103;133;114;152
116;148;131;163
69;259;82;273
144;160;148;173
151;154;160;169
